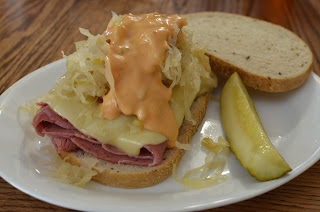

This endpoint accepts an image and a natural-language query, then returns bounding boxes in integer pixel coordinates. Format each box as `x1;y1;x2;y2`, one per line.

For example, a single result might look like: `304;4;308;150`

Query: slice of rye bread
183;12;313;92
60;93;209;188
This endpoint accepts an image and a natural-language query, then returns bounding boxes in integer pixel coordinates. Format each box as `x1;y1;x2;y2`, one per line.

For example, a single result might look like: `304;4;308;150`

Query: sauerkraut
173;136;230;189
53;28;109;104
18;99;40;118
51;13;217;122
41;145;98;187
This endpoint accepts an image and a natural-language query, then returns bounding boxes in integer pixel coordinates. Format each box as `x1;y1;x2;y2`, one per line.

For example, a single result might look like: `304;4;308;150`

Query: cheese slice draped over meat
43;85;186;156
33;103;168;166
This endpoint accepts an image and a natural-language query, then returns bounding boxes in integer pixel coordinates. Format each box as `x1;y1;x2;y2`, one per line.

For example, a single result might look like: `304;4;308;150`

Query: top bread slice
60;93;209;188
183;12;313;92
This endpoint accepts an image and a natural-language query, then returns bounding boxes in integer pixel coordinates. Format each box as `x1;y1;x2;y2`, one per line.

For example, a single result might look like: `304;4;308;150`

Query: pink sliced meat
102;144;129;156
32;103;167;166
51;137;78;153
33;104;75;136
102;144;155;159
72;137;167;166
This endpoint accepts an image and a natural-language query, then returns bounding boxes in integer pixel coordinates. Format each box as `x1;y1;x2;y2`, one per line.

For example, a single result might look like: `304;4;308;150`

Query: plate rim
1;59;320;212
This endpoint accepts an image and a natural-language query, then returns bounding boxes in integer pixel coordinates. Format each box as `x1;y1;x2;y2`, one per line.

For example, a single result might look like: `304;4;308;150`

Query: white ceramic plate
1;59;320;212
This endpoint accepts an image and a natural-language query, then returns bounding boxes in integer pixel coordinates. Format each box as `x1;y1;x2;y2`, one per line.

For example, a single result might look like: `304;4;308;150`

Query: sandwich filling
102;13;186;148
33;103;167;166
33;13;217;167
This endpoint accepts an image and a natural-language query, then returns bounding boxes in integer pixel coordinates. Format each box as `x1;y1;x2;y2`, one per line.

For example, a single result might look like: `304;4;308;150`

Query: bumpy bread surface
183;12;313;92
60;93;209;189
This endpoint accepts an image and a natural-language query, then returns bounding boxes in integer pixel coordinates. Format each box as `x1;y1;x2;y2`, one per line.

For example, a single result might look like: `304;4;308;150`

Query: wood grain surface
1;0;320;211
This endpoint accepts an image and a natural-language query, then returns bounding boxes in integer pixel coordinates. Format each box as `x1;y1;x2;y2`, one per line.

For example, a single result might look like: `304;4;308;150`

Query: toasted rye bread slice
183;12;313;92
60;93;209;188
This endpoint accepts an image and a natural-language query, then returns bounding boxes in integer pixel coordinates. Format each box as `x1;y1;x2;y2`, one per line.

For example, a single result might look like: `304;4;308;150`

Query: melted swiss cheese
44;86;186;156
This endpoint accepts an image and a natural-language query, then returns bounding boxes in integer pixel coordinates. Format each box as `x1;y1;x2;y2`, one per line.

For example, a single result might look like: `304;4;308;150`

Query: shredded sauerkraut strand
173;136;230;189
161;24;182;89
178;29;217;124
41;145;97;187
175;141;191;150
18;99;40;118
52;28;110;104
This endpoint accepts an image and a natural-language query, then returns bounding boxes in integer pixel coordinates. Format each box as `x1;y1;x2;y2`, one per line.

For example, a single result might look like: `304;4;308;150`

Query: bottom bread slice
60;93;209;188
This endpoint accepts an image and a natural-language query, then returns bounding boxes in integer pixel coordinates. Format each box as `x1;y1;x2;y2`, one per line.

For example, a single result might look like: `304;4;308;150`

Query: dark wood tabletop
1;0;320;211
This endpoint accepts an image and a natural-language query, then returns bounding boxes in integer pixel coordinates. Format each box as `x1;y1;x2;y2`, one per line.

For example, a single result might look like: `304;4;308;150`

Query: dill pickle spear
220;72;291;181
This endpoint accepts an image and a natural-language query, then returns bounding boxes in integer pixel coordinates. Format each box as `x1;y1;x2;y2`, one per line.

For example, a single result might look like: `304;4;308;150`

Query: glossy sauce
101;13;186;147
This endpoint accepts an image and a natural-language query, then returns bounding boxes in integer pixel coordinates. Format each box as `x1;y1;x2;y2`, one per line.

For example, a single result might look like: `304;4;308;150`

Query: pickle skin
220;72;292;181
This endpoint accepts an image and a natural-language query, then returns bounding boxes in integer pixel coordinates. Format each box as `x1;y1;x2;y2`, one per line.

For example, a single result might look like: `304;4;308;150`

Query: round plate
1;59;320;212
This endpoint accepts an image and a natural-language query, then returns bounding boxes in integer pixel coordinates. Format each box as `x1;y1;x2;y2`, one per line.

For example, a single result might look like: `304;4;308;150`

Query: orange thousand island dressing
101;13;187;148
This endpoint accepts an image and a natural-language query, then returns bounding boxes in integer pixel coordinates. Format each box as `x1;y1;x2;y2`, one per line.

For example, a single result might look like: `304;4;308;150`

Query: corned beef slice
32;104;167;166
51;137;78;153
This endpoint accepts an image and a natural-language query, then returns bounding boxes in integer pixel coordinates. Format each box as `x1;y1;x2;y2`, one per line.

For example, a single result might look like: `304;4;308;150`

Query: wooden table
1;0;319;211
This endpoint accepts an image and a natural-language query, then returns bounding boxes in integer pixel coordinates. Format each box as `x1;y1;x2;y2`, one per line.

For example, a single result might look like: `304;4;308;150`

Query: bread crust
207;53;312;92
183;12;313;92
60;93;209;188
